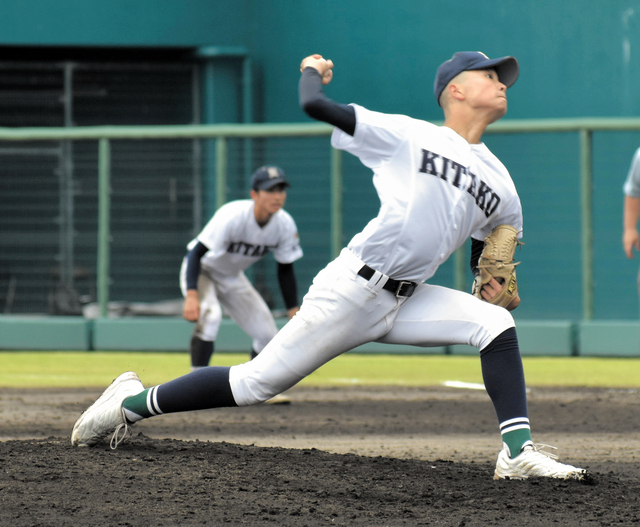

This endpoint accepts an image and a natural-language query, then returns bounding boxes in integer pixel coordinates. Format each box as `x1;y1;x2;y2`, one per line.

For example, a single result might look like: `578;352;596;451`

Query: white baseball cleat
494;443;588;481
71;371;144;449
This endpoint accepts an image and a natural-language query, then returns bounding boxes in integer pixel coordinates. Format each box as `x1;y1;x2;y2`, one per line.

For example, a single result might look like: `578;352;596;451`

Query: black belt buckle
394;280;416;298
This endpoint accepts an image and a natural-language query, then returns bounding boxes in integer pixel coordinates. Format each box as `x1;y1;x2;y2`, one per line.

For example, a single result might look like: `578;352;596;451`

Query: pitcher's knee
474;303;515;350
229;357;300;406
233;381;275;406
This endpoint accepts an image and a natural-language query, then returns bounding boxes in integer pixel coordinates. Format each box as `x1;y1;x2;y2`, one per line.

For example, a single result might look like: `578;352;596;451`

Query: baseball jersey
188;200;302;279
332;104;523;283
623;147;640;197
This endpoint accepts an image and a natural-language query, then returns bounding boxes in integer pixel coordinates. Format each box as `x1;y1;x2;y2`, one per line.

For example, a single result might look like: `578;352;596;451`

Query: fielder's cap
434;51;519;106
250;165;290;191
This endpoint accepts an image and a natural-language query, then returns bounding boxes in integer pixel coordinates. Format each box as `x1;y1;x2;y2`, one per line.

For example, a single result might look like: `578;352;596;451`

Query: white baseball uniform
229;105;523;405
623;147;640;301
623;147;640;198
180;199;302;352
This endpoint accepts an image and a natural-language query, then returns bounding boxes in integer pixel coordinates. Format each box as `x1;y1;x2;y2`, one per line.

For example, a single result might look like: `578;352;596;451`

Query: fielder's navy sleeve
299;67;356;136
277;262;298;310
185;241;209;290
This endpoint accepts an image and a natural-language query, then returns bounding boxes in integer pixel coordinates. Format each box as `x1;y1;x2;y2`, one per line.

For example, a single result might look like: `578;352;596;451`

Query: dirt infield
1;384;640;526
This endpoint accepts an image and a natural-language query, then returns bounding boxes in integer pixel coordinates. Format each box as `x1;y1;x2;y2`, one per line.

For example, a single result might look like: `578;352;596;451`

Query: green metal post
454;245;466;291
580;129;594;320
242;56;253;124
201;60;217;219
97;138;111;318
330;147;343;259
242;56;254;190
215;137;228;210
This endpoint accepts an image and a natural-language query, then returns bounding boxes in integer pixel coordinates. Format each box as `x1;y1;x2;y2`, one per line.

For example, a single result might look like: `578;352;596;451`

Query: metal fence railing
3;117;640;319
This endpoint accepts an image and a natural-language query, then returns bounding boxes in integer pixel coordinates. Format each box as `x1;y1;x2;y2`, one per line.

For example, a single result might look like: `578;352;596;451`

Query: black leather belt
357;264;417;298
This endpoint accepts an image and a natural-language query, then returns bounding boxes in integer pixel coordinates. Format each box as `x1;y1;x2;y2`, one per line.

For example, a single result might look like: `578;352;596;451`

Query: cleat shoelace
530;443;559;460
109;408;133;450
527;443;588;481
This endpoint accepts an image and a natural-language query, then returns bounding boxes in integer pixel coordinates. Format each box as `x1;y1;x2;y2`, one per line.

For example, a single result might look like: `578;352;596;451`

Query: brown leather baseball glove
471;224;522;308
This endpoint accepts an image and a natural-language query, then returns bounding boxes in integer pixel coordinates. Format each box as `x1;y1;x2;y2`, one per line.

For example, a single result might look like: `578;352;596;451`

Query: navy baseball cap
434;51;519;106
250;165;290;191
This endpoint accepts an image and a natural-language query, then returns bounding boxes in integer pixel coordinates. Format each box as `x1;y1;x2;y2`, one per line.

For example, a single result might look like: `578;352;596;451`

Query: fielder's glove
471;224;523;309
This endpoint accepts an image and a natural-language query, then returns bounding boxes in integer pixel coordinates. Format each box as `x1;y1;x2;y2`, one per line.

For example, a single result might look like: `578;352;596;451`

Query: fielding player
623;148;640;309
181;165;302;370
71;52;588;481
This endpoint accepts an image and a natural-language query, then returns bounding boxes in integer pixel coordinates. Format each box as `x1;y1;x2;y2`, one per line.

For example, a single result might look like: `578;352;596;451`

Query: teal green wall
3;2;638;120
249;1;640;122
0;0;250;46
1;1;639;320
0;1;637;120
2;315;638;356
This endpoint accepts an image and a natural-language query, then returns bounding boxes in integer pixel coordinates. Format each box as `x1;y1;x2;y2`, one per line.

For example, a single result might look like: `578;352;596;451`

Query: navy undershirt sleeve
470;238;484;277
185;241;209;290
299;67;356;136
277;262;299;310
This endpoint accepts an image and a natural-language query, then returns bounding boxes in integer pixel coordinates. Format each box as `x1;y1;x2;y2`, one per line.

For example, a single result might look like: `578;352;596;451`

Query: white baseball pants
230;248;515;406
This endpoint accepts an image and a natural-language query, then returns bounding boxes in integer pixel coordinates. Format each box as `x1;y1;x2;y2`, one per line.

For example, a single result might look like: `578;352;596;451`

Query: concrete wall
1;316;638;357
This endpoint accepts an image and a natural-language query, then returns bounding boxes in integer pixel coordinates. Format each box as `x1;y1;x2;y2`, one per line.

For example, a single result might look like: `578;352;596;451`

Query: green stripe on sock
123;388;153;419
502;428;532;458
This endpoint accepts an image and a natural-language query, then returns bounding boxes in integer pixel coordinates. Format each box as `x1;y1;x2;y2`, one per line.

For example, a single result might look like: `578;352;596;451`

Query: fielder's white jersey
623;147;640;197
188;200;302;279
332;104;523;283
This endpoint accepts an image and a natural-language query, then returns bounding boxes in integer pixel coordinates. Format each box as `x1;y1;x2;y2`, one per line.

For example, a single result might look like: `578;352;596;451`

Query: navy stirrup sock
123;366;237;421
190;336;214;368
480;327;532;457
158;366;237;413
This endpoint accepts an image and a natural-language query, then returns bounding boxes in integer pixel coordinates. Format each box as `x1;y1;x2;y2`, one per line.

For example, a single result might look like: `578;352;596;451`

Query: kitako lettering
418;148;501;217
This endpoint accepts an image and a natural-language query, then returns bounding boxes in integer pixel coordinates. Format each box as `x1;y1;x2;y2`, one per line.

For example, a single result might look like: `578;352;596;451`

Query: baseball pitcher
72;51;589;483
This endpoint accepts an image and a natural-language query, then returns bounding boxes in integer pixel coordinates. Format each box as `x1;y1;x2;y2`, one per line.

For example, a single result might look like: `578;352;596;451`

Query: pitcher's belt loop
357;264;417;298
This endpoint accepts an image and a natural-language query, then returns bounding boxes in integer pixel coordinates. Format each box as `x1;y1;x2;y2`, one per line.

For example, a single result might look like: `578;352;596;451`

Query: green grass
0;351;639;389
